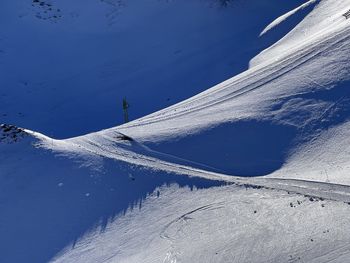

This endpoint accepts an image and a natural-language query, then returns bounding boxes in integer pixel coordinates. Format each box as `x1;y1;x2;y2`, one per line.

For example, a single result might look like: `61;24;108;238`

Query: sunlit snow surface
52;185;350;263
0;0;309;138
1;0;350;262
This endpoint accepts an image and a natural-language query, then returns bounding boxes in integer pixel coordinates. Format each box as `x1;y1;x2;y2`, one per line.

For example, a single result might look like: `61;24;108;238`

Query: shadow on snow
147;120;298;176
0;142;223;263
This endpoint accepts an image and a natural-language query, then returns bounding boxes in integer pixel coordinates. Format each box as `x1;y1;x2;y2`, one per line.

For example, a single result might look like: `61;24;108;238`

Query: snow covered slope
76;0;350;184
2;0;350;262
0;125;224;263
52;185;350;263
3;124;350;263
1;0;310;138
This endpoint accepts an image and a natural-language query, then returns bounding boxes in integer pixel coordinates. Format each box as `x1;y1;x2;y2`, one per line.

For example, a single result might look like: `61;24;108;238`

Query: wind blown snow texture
1;0;350;262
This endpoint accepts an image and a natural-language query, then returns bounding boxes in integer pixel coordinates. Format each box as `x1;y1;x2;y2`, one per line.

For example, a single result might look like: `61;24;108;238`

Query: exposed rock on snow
0;124;27;143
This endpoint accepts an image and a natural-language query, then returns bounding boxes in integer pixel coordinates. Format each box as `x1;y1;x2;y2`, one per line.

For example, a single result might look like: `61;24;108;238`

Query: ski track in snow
116;20;349;131
33;130;350;205
23;0;350;219
50;183;350;263
2;0;350;262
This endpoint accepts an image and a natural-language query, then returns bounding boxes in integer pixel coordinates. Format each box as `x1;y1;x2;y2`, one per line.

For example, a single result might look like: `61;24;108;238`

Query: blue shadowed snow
0;138;224;263
270;78;350;141
3;0;346;262
147;120;298;176
0;0;313;138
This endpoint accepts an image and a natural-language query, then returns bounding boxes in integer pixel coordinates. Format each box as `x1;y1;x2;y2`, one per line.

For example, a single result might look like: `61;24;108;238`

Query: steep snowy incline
2;0;350;262
0;125;227;263
0;0;311;138
4;124;350;263
251;0;350;66
51;184;350;263
113;3;349;140
69;0;350;184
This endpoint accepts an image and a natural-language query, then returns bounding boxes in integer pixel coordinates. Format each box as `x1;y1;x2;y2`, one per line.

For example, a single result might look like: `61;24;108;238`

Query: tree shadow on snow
0;143;223;263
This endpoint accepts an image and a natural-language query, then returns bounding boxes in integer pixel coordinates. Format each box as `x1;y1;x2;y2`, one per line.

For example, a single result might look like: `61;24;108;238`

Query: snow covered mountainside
1;0;312;138
1;0;350;262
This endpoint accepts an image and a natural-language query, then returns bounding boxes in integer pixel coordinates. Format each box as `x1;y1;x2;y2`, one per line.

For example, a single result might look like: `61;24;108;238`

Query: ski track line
46;136;350;205
122;24;350;128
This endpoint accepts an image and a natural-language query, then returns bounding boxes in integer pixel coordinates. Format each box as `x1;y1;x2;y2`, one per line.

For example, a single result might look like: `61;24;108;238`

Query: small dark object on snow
1;124;26;143
343;9;350;19
3;126;11;132
310;239;314;242
122;98;130;123
242;183;262;190
115;132;133;141
254;210;257;214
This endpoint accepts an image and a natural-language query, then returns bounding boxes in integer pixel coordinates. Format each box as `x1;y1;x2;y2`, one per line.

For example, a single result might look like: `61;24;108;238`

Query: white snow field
1;0;350;262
